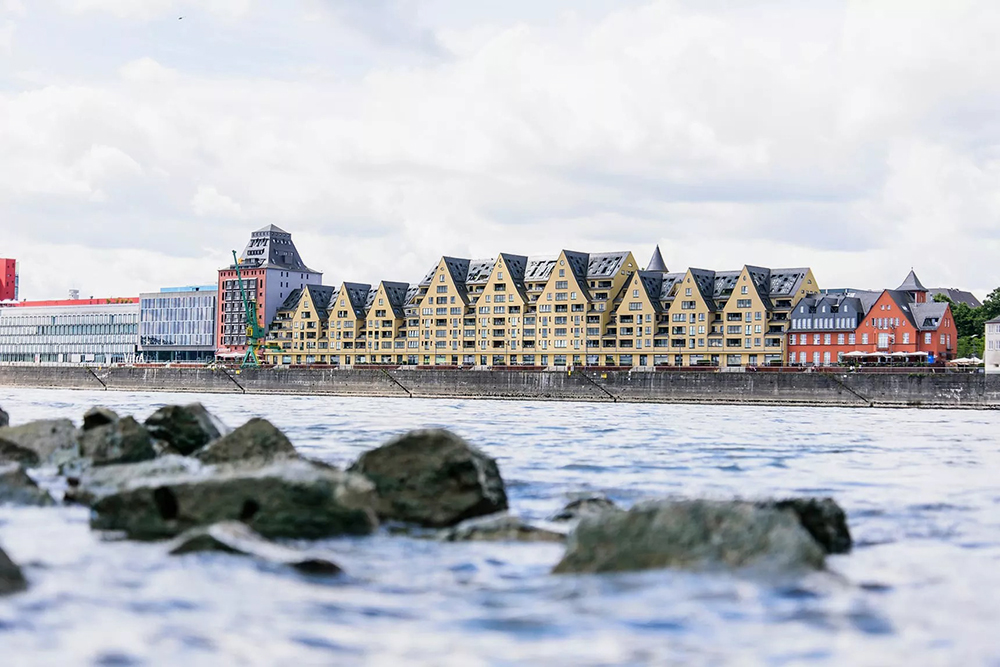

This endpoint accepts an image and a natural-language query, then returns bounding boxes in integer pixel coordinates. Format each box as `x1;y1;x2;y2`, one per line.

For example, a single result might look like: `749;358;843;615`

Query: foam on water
1;389;999;665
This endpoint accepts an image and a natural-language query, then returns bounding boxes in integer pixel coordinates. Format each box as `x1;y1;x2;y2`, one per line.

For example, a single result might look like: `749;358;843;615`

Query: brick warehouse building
216;225;322;359
788;270;958;365
0;258;17;302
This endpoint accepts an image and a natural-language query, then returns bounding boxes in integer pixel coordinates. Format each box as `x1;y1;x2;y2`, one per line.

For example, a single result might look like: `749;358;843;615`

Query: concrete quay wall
0;366;998;409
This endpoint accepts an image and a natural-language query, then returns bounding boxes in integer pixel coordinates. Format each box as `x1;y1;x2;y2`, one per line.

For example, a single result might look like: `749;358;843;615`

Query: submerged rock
0;406;8;428
763;498;852;555
350;429;508;528
0;544;26;596
0;419;78;465
442;514;566;543
168;521;342;575
193;418;297;465
553;499;827;575
144;404;226;456
0;437;41;467
91;459;378;540
0;463;55;506
65;455;204;506
550;494;620;522
79;416;157;467
82;407;119;431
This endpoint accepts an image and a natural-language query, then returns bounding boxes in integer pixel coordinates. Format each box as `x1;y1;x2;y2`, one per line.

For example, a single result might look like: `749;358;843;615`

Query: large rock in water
144;404;226;456
349;429;508;528
442;514;566;543
82;407;119;431
0;419;78;464
90;459;378;540
0;463;55;506
65;455;205;506
550;494;620;522
79;416;157;466
0;406;8;428
168;521;342;574
0;544;27;596
762;498;852;555
0;437;41;467
553;499;827;575
194;418;297;465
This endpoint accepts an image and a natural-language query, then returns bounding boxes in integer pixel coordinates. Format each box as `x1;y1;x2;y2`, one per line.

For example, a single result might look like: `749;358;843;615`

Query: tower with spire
896;269;928;304
646;245;668;273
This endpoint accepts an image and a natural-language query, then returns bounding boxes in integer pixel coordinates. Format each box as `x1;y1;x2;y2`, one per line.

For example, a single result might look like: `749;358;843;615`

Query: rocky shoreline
0;401;853;594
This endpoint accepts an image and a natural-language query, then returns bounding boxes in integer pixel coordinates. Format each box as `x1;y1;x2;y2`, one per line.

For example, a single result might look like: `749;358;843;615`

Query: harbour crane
231;250;266;367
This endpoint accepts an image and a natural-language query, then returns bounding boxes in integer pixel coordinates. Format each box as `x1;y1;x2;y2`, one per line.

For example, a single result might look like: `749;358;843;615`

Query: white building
0;298;139;364
986;316;1000;375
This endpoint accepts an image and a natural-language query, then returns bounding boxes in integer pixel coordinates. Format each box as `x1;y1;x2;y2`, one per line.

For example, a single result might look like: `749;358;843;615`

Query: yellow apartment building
264;245;818;368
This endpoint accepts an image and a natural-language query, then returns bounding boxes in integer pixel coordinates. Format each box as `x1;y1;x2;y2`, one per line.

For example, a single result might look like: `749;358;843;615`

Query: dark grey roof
768;268;810;297
911;301;949;331
277;288;302;311
465;258;496;285
897;270;927;293
497;253;529;302
564;251;592;299
988;315;1000;324
658;272;685;301
635;272;665;312
928;288;982;309
404;285;420;307
688;268;718;311
340;282;372;316
586;252;630;278
746;266;774;310
235;225;319;273
646;246;668;272
380;281;410;319
304;285;335;321
442;257;472;303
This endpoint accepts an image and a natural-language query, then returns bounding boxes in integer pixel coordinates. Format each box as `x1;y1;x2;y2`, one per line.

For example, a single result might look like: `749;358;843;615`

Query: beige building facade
265;246;819;368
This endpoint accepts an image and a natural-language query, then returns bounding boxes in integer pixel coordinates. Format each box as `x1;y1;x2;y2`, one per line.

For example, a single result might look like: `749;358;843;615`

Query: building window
925;332;931;344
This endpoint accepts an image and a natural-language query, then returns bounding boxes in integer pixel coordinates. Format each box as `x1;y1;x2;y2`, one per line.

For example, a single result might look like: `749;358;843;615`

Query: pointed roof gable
646;246;668;272
441;257;472;303
304;285;335;321
495;253;529;302
910;301;949;330
278;288;303;311
380;281;410;319
636;272;665;312
897;269;927;293
687;268;718;310
340;282;372;316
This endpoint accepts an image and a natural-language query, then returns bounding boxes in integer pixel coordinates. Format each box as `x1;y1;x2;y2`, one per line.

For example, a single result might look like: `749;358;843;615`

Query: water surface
1;389;999;665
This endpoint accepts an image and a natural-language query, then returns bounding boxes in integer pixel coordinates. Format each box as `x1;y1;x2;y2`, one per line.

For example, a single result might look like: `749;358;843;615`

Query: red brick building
789;270;958;365
0;258;17;302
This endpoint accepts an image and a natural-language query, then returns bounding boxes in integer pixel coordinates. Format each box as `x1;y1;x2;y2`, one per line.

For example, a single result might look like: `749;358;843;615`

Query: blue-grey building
139;286;217;362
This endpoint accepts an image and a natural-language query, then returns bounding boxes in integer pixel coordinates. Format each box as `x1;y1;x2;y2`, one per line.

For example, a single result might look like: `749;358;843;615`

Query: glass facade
0;303;139;364
139;289;217;362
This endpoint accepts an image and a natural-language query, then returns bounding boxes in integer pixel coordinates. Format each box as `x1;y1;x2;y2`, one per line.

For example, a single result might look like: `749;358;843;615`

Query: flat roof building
139;286;217;362
0;297;139;365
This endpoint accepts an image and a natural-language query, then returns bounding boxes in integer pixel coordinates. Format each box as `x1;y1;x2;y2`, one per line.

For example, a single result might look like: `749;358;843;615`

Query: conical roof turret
646;245;668;272
897;269;927;293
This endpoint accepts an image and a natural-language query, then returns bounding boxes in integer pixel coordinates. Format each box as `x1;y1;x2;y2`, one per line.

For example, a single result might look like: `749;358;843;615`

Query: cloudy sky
2;0;999;300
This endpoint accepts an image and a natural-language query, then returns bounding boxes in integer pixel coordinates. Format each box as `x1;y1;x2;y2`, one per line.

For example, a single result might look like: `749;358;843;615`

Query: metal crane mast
231;250;266;367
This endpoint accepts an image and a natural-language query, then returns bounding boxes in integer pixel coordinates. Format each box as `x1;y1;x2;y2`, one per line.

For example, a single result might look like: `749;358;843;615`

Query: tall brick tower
0;259;18;302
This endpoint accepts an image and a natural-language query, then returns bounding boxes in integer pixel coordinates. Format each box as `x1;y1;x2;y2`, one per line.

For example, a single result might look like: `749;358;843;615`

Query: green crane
231;250;266;367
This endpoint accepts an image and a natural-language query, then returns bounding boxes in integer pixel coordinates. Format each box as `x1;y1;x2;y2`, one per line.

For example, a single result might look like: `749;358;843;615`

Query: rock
0;544;27;596
349;429;508;528
550;494;620;522
83;407;119;430
442;514;566;543
194;418;297;465
0;406;8;428
79;416;157;466
91;459;378;540
0;419;78;464
0;437;41;467
763;498;852;555
65;455;204;506
168;521;342;575
0;463;55;506
144;404;226;456
553;499;827;575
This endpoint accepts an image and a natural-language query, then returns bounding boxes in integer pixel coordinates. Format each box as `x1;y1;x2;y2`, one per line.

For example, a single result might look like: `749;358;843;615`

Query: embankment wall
0;366;998;409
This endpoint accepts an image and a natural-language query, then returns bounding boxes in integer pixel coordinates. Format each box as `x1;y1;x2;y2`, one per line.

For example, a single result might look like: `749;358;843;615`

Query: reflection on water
0;389;999;665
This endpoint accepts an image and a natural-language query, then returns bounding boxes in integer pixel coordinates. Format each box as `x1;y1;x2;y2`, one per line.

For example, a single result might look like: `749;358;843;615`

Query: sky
2;0;999;300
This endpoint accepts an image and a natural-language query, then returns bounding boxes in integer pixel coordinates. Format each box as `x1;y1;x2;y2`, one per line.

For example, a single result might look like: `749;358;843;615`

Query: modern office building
139;286;218;362
0;297;139;364
216;225;322;359
788;270;958;365
986;316;1000;374
0;258;17;302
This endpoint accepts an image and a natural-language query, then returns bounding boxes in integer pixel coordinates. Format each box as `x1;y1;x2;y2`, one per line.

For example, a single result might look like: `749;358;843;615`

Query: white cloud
192;185;243;218
5;0;1000;299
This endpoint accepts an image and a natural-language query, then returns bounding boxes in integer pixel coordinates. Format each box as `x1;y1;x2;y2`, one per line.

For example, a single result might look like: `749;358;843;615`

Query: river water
0;389;998;666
